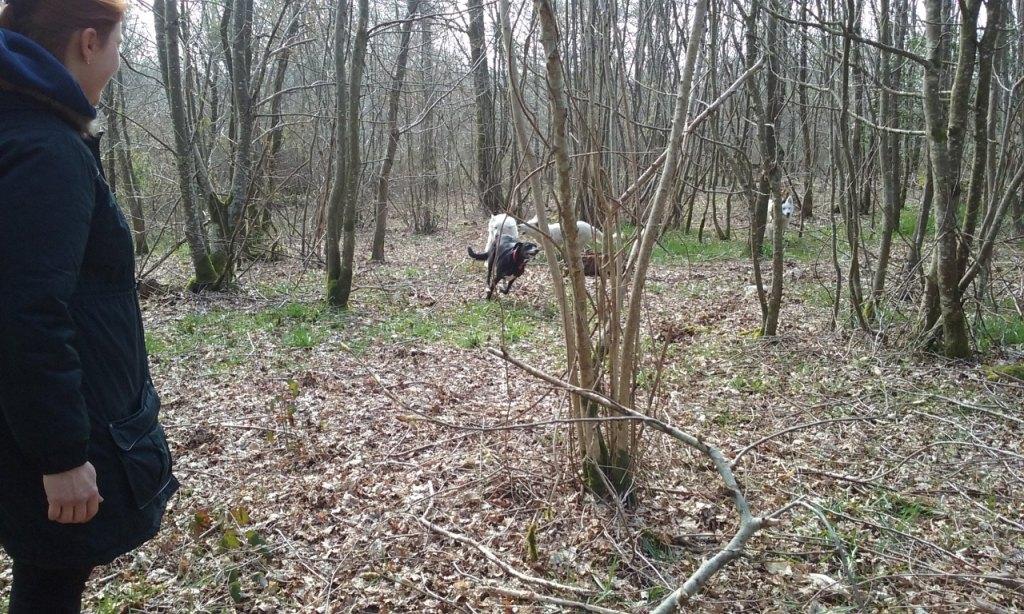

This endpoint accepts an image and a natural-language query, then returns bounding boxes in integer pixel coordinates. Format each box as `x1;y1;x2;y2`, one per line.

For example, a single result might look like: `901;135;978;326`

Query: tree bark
327;0;369;308
223;0;256;283
919;0;978;358
105;70;149;256
154;0;220;290
326;0;352;306
868;0;903;315
370;0;421;262
797;0;814;219
763;3;785;337
468;0;504;214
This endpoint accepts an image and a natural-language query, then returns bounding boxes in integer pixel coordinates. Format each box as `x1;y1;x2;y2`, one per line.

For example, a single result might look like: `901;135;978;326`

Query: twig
902;389;1024;427
384;572;476;613
820;508;978;570
797;501;866;606
952;484;1024;533
478;584;627;614
416;514;594;596
731;414;882;468
486;348;769;612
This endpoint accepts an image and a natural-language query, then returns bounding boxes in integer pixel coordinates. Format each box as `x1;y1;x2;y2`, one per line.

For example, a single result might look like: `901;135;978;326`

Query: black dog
467;235;541;299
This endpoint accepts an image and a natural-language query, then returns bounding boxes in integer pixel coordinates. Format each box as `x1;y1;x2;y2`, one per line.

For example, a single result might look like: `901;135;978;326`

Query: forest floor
2;210;1022;613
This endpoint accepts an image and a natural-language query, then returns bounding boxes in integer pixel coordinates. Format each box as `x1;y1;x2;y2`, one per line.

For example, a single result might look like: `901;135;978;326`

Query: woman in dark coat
0;1;178;611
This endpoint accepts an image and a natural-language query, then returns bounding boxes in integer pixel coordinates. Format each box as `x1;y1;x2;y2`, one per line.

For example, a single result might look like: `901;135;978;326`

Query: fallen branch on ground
731;414;882;468
486;347;782;612
416;514;594;597
479;585;628;614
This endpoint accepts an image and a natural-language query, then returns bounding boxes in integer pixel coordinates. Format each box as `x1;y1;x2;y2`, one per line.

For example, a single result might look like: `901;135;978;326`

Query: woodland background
3;0;1024;610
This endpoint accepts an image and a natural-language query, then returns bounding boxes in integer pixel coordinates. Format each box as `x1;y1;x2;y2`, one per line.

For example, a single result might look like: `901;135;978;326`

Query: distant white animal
767;194;796;231
477;213;519;255
518;216;605;246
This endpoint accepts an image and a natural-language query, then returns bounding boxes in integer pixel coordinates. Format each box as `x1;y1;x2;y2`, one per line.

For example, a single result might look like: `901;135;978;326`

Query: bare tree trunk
498;0;584;485
419;7;438;233
327;0;369;308
839;0;869;330
868;0;903;315
468;0;504;214
742;0;768;322
326;0;351;306
616;0;709;427
957;0;1024;293
251;0;300;261
957;0;1002;273
797;0;814;219
919;0;978;357
370;0;422;262
106;70;149;256
1015;0;1024;237
154;0;220;290
903;155;933;293
223;0;256;284
763;3;785;337
535;0;615;495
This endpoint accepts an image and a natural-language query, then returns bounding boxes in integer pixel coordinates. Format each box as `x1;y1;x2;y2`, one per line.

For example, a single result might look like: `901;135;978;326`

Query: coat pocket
108;381;174;509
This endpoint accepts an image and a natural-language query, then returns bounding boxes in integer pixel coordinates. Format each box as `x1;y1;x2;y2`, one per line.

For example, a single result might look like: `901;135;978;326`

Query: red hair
0;0;126;61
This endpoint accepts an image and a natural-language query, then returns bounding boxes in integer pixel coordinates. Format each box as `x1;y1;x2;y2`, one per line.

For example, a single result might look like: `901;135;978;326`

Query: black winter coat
0;29;177;568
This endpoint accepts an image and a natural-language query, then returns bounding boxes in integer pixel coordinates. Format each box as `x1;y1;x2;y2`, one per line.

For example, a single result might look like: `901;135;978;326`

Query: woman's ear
78;28;100;65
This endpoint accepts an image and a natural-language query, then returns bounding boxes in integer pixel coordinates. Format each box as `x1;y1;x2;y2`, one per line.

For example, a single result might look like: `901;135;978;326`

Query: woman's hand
42;462;103;524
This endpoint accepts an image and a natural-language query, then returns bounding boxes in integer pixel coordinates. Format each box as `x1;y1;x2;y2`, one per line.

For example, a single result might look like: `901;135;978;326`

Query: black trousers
8;561;93;614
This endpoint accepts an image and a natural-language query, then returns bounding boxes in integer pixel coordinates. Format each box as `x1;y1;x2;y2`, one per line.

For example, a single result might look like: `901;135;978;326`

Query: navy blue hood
0;27;96;120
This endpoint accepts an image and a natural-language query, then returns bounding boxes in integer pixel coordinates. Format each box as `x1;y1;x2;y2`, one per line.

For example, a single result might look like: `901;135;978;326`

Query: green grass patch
619;223;826;264
985;362;1024;382
361;300;552;350
653;230;746;263
763;229;827;262
975;311;1024;352
94;579;161;614
616;223;746;263
798;283;835;309
728;375;766;394
145;301;350;369
637;529;676;562
871;492;938;525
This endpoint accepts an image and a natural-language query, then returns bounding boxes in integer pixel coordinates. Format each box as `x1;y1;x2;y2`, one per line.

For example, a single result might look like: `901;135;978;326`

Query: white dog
767;194;796;231
518;216;605;246
478;213;519;254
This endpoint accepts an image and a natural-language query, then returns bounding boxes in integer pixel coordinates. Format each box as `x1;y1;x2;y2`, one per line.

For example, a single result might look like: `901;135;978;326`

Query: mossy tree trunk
919;0;981;358
326;0;369;308
154;0;221;290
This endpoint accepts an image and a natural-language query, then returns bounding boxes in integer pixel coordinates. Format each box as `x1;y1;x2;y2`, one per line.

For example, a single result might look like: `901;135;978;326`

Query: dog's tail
467;245;488;261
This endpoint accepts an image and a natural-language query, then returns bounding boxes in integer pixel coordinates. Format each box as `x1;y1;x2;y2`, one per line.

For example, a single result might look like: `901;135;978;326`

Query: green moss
985;362;1024;382
728;375;766;393
525;522;539;563
325;277;346;308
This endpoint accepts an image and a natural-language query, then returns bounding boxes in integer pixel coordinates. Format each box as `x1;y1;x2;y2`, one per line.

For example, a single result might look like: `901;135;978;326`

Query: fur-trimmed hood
0;27;97;131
